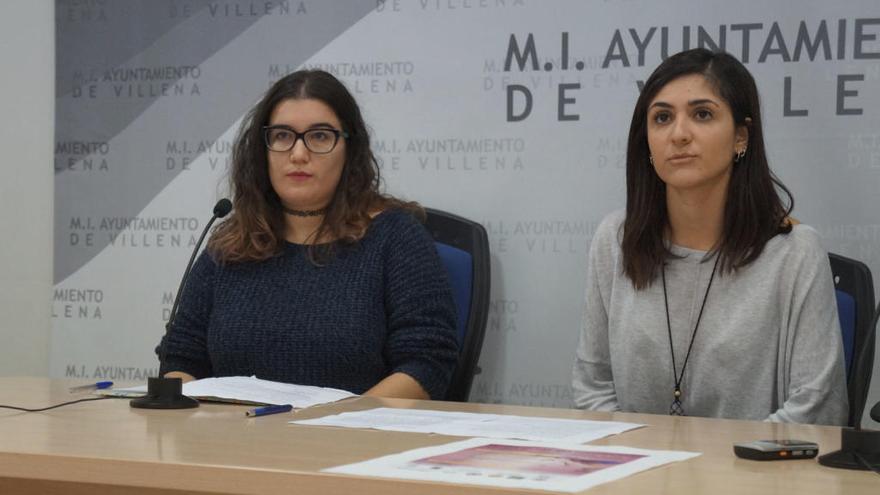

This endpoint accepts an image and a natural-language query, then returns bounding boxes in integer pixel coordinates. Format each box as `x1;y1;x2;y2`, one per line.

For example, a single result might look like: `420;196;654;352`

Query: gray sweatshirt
572;211;848;425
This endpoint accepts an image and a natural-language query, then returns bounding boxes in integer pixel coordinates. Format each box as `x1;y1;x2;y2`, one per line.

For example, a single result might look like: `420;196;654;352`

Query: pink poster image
326;438;700;491
412;443;645;477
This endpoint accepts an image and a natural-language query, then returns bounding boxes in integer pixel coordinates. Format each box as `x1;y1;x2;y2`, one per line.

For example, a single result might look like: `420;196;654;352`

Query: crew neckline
667;243;717;264
666;224;803;261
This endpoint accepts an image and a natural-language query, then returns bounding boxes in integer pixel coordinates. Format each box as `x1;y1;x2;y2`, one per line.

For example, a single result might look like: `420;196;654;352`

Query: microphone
131;199;233;410
164;198;232;335
213;197;233;217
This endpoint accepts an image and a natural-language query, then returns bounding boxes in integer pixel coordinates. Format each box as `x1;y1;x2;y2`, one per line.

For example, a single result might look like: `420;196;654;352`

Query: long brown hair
622;49;793;289
208;70;420;263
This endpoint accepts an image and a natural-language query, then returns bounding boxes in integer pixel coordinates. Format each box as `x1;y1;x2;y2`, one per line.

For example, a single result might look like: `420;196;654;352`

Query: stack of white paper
102;376;355;408
292;407;642;443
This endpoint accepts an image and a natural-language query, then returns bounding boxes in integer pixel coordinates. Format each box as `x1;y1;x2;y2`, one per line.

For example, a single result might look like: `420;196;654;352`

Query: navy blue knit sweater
157;209;460;399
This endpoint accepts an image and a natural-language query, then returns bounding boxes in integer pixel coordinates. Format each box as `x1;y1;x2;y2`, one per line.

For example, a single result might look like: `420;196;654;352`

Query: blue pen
245;404;293;417
69;381;113;393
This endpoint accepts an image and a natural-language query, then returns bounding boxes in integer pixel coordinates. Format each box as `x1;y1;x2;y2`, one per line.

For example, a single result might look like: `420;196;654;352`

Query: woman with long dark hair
571;49;847;424
158;70;459;400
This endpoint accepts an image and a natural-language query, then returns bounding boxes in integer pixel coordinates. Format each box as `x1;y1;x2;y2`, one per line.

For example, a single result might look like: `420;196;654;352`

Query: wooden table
0;378;875;494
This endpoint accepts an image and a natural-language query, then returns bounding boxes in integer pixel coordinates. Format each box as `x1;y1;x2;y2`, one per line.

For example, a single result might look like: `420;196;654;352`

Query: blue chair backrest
836;289;856;378
435;242;473;347
829;252;876;427
425;207;491;402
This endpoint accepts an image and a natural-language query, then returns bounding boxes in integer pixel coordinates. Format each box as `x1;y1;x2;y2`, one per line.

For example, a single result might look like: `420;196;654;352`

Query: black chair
424;208;491;402
830;253;876;427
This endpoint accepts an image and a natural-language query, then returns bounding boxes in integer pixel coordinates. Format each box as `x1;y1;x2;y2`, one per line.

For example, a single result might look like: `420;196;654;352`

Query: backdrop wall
51;0;880;427
0;1;53;377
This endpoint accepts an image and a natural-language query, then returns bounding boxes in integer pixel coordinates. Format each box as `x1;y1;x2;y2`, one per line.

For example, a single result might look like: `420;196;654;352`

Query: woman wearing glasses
157;70;459;400
571;49;847;424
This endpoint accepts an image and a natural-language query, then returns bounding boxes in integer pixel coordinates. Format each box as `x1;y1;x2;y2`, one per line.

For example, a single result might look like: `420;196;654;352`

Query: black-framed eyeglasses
262;125;349;154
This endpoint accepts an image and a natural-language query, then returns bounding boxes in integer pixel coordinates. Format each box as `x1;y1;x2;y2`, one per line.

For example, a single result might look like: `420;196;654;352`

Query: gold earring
649;155;654;166
735;148;747;163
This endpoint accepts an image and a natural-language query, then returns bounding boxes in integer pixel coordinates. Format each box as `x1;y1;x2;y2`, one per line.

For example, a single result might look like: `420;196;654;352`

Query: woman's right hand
163;371;196;383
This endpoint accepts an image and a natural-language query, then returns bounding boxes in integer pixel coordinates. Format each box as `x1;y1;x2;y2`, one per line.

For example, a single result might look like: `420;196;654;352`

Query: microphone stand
818;299;880;471
131;199;232;409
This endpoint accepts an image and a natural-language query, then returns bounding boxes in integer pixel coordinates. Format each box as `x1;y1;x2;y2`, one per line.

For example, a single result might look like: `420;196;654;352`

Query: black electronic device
733;440;819;461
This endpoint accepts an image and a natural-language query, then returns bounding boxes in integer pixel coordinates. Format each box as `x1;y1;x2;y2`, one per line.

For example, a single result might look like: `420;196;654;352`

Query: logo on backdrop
374;0;525;13
164;138;233;173
54;140;110;173
168;0;307;18
63;362;157;381
503;18;880;121
162;290;175;323
489;297;518;330
59;0;110;23
471;378;573;408
594;135;626;171
268;61;416;94
482;218;597;255
847;132;880;170
53;287;104;320
69;65;202;100
65;215;201;249
373;137;526;173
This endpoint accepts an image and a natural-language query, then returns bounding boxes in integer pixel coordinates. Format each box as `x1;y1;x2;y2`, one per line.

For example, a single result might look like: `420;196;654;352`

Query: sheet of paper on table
292;407;642;444
100;376;356;408
325;437;700;493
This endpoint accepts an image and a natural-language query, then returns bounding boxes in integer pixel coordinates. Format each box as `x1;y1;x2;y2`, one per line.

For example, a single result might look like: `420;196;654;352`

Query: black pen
245;404;293;417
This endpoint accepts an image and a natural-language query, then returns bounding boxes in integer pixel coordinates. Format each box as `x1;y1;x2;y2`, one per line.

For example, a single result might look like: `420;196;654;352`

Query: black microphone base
817;427;880;470
130;377;199;409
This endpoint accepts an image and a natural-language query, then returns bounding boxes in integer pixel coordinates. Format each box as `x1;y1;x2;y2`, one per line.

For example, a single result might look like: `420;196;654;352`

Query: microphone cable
0;396;110;413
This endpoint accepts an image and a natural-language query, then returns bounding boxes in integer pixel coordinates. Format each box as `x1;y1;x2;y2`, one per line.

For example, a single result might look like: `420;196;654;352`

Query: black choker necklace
282;206;326;217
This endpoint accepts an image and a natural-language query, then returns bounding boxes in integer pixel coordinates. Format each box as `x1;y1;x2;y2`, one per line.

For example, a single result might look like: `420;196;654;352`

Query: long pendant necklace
661;254;720;416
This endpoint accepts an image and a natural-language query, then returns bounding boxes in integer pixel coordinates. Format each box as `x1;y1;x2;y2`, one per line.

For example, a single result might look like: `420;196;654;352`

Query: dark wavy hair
208;70;420;263
622;48;793;289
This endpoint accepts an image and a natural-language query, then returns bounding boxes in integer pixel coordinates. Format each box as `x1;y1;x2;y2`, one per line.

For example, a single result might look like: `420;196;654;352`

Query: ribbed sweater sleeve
157;252;216;379
381;213;460;399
